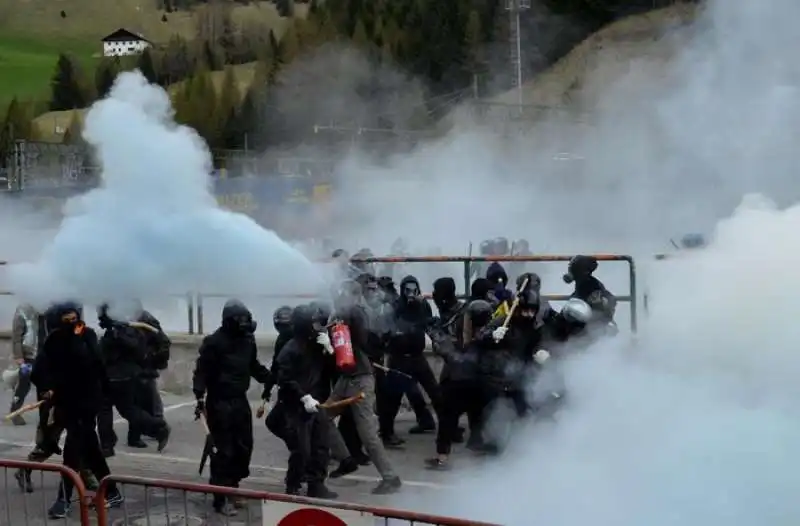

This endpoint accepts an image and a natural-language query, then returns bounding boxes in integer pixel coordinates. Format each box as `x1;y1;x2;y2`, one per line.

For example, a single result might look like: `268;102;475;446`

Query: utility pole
506;0;530;111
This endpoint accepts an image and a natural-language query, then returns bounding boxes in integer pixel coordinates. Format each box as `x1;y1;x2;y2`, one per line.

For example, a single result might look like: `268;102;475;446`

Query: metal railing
0;254;638;334
94;475;501;526
0;458;92;525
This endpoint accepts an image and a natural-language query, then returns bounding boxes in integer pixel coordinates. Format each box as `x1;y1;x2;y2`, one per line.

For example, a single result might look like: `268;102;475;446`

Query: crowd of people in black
4;250;618;519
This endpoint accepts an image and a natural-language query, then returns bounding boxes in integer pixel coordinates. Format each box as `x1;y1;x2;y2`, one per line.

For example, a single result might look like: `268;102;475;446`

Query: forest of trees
0;0;696;166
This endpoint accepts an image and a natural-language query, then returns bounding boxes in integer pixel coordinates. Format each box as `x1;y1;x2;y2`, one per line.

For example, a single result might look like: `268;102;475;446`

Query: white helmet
2;366;19;391
562;298;593;323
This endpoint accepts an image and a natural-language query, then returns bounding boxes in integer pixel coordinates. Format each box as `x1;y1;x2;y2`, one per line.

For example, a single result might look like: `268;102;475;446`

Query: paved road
0;386;489;525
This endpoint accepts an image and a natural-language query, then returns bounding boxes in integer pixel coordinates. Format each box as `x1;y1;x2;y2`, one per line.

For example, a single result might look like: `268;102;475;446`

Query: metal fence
95;475;501;526
0;459;92;525
0;254;638;334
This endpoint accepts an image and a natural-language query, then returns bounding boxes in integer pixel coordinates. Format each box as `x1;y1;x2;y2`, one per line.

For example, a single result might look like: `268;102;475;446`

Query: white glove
492;326;508;342
301;394;320;413
316;332;334;354
534;349;551;365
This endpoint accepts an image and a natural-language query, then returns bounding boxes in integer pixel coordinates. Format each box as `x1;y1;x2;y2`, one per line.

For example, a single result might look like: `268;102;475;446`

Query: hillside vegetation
493;3;699;112
0;0;306;43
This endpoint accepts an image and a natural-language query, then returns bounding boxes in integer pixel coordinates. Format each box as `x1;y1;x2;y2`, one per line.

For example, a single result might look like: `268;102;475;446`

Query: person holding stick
30;302;123;519
192;299;272;516
275;304;340;499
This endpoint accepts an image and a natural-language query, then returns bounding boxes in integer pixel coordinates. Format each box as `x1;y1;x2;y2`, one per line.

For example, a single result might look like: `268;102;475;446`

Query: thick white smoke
374;0;800;524
7;71;320;312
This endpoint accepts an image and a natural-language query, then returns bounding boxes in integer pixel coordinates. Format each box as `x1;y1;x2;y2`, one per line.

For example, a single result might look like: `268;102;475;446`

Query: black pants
207;396;253;504
436;380;486;455
10;366;33;412
57;415;116;502
379;354;441;437
284;409;330;490
98;378;167;449
128;377;164;442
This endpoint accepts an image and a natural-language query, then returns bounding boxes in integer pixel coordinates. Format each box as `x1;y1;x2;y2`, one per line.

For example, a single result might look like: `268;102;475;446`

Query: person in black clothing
30;302;124;519
128;306;171;447
426;299;493;469
96;303;171;456
275;304;337;499
562;255;618;337
381;275;442;440
193;300;272;516
264;305;293;440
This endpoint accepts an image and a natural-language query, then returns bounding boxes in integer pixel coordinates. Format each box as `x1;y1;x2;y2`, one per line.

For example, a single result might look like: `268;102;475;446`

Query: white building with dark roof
101;28;151;57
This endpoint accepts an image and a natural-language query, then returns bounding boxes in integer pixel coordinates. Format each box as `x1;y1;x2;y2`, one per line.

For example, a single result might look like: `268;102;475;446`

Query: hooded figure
192;300;272;516
31;301;124;518
381;275;442;440
274;304;338;499
563;255;617;327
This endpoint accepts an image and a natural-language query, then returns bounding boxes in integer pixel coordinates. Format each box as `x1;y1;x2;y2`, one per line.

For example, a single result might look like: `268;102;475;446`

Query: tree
95;59;119;99
275;0;295;18
276;25;299;66
50;54;86;111
160;35;193;85
137;48;158;84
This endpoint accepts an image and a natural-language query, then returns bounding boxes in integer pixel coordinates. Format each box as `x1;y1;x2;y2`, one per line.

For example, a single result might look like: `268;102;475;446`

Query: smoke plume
7;71;320;313
311;0;800;524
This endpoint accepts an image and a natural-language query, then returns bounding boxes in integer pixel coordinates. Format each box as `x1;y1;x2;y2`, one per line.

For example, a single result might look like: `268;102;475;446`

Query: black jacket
31;327;108;418
276;337;335;409
101;323;148;381
264;330;292;395
192;328;271;400
138;311;171;377
430;327;479;383
387;296;432;358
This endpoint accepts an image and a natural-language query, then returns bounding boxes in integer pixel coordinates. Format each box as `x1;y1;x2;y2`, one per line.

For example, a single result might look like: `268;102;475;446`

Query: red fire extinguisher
331;322;356;371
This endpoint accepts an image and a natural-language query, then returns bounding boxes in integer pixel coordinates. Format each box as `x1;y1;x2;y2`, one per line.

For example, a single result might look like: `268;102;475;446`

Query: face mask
403;283;421;302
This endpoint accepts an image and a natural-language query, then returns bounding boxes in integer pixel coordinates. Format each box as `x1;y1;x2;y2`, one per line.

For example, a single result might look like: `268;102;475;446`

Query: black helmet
563;255;598;284
516;272;542;292
273;305;292;333
309;301;332;326
222;299;257;334
291;304;316;339
466;299;493;329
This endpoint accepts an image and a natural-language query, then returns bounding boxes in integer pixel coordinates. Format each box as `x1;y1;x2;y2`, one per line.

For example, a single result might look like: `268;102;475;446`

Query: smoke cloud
299;0;800;524
7;71;320;313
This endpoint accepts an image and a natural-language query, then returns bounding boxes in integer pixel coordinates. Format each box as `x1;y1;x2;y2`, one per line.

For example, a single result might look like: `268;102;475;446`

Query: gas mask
403;281;421;303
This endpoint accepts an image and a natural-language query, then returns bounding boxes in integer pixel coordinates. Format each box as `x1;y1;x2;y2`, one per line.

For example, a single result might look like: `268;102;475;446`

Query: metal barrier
194;254;637;333
95;475;501;526
0;458;92;525
0;254;638;334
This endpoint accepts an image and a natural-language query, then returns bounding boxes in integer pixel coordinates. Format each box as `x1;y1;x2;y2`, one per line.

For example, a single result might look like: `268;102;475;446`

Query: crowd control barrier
193;254;638;334
0;254;638;334
95;475;502;526
0;458;92;525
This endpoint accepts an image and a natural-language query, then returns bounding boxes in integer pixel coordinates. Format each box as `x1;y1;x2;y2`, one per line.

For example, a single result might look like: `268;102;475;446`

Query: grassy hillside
0;1;306;107
492;3;699;113
0;36;96;105
0;1;306;43
32;62;259;142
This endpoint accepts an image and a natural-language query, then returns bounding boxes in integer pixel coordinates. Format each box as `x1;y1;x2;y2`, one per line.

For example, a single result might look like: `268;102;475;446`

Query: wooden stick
501;277;530;330
128;321;159;333
255;400;266;419
5;400;45;421
321;392;365;410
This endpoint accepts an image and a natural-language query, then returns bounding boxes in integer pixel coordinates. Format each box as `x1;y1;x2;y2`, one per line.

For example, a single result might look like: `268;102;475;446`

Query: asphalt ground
0;386;492;526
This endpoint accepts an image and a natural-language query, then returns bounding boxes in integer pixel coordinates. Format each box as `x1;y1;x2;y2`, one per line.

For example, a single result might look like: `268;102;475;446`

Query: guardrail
0;254;638;334
94;475;502;526
0;458;92;525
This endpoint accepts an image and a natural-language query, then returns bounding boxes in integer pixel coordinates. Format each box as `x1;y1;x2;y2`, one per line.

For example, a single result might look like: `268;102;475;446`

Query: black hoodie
387;275;432;357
